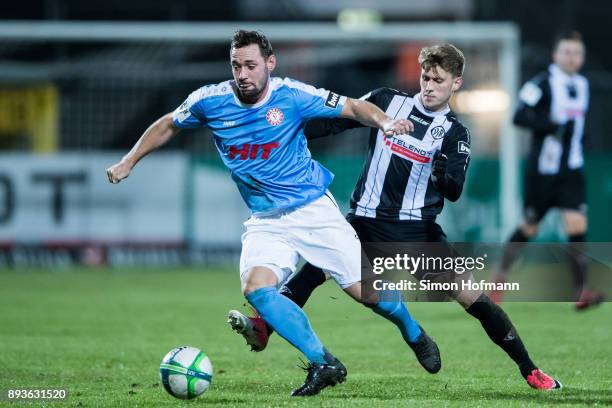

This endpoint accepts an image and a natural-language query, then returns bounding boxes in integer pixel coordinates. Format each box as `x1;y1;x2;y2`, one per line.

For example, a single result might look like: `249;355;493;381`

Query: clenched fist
106;161;132;184
382;118;414;136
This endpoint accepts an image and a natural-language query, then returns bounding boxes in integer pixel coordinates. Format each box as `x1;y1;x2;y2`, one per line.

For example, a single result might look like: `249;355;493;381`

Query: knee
363;290;403;309
344;281;381;307
242;274;262;296
241;267;278;296
455;289;482;309
242;282;261;296
361;295;379;309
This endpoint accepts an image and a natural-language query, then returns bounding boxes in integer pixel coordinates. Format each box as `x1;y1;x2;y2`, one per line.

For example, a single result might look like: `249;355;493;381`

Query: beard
237;74;269;102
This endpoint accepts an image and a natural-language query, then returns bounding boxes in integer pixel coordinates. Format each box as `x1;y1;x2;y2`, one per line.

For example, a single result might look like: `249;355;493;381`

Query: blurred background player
490;32;605;310
106;29;438;397
229;44;562;391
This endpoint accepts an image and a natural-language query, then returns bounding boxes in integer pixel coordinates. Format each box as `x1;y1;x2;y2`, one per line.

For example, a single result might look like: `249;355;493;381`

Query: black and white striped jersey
514;63;589;175
305;87;471;221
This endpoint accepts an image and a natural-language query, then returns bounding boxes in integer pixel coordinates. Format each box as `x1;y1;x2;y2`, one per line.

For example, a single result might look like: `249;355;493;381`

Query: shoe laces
297;358;316;372
297;358;324;384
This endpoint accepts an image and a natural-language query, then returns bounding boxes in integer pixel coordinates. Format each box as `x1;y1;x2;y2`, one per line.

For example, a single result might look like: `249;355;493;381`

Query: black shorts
346;214;459;288
346;214;447;243
523;170;587;223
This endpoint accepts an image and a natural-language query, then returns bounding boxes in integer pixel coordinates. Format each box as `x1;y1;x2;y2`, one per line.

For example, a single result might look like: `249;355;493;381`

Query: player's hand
382;118;414;136
430;151;448;184
106;160;132;184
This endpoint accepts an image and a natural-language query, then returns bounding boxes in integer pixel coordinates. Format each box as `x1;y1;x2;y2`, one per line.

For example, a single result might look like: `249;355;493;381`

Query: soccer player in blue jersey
106;30;439;396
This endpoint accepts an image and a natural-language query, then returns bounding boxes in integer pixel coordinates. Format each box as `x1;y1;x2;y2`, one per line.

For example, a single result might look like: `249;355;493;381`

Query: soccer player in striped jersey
490;32;604;310
229;43;562;391
107;29;441;397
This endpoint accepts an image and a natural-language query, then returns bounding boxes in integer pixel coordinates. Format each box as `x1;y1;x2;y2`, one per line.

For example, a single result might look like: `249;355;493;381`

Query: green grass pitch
0;268;610;407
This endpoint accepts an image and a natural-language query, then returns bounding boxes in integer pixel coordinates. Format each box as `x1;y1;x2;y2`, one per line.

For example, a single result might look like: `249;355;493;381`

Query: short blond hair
418;44;465;77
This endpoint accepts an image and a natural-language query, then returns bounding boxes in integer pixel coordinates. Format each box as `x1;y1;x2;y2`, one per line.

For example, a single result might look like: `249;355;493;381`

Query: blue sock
246;286;326;364
371;290;422;343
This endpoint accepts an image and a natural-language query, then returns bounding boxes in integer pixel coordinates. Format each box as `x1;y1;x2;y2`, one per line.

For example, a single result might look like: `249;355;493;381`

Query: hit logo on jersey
229;142;280;160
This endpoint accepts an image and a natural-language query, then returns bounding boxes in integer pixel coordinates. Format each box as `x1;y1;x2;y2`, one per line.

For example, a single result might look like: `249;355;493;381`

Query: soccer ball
159;346;213;399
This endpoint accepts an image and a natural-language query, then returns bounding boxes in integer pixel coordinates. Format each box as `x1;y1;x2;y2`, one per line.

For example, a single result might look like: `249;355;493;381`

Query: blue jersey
172;77;347;215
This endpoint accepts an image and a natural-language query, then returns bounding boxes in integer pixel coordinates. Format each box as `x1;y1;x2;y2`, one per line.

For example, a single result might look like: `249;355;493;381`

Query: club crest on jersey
266;108;284;126
431;126;446;140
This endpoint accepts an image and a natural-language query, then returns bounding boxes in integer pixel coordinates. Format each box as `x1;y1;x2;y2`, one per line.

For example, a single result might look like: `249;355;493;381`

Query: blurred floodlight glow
453;89;510;113
337;9;382;31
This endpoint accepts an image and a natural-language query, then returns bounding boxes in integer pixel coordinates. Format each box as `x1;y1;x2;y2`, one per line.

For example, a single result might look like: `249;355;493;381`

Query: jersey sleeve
285;78;347;121
434;125;471;202
513;75;558;133
172;88;207;129
304;88;387;140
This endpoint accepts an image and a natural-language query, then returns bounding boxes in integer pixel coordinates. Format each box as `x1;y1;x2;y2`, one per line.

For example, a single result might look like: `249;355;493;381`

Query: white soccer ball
159;346;213;399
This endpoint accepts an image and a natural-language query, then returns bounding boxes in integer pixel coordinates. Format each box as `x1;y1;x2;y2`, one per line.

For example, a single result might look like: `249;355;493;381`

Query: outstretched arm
106;112;180;184
306;89;386;140
341;98;414;136
305;117;363;140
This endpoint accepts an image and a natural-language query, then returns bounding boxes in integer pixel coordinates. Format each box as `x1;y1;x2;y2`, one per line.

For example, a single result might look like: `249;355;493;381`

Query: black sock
281;262;327;307
261;263;326;336
466;294;537;378
568;233;588;299
499;229;529;275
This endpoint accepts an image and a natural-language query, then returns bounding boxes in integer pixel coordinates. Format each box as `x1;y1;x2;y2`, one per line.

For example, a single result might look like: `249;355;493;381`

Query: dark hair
553;31;584;50
418;44;465;78
231;30;274;59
